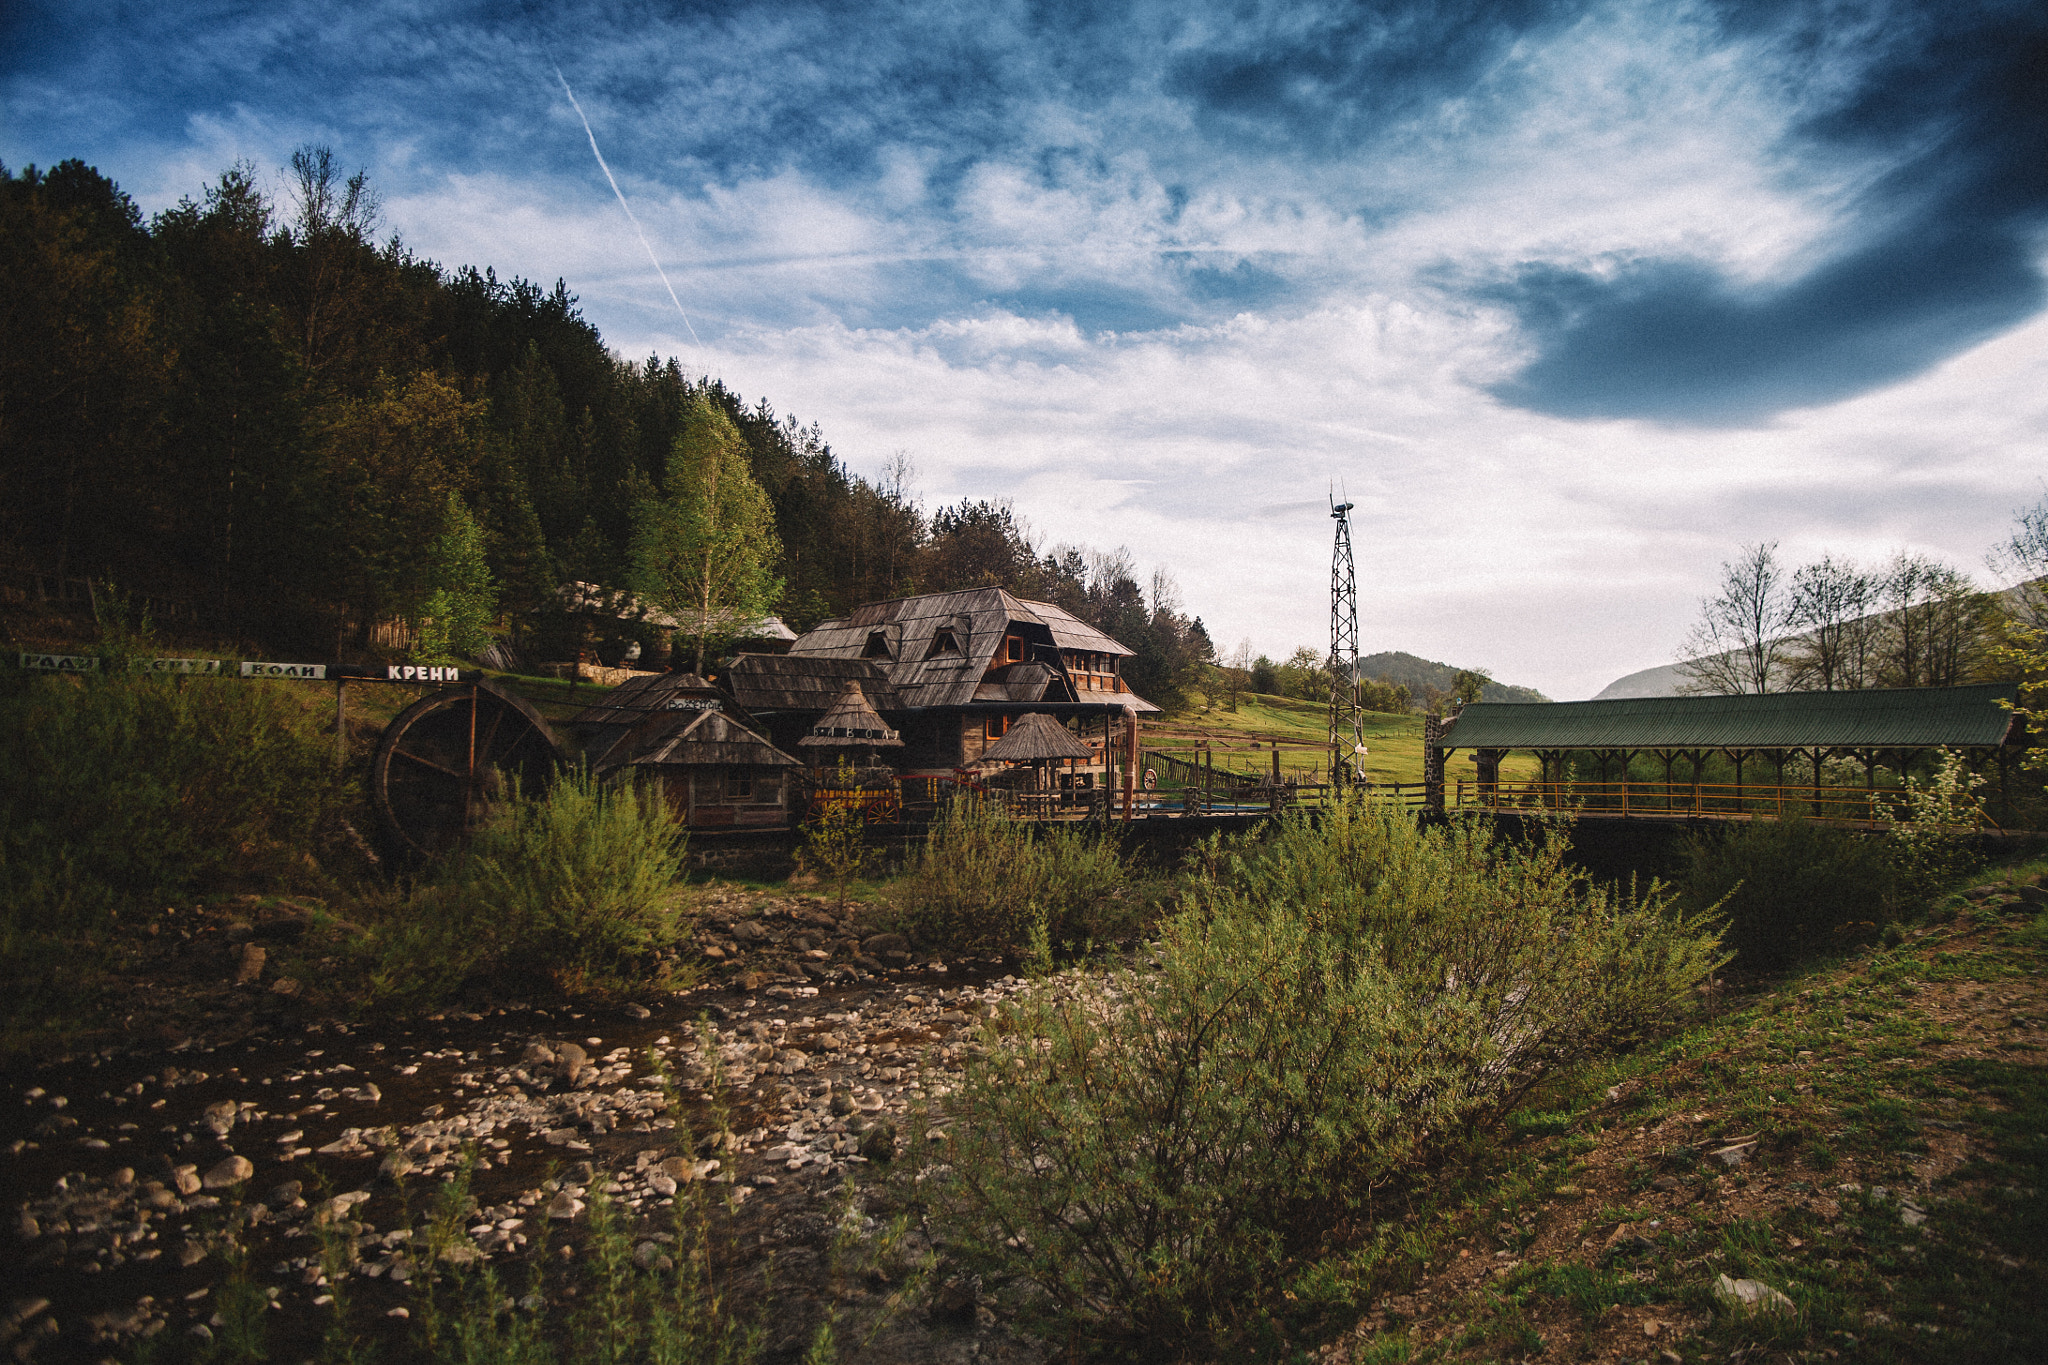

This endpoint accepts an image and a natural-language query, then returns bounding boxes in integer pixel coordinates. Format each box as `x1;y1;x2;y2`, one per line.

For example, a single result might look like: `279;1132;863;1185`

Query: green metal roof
1437;683;2020;752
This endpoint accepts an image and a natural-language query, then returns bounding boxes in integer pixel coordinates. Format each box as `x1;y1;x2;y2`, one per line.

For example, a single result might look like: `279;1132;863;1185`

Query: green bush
932;800;1723;1356
443;767;689;990
0;667;349;1053
891;796;1132;955
0;670;346;920
344;770;692;1008
1680;819;1900;969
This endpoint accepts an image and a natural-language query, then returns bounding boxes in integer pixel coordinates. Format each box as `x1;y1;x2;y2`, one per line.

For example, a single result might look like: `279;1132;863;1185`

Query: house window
1006;636;1023;661
724;769;753;801
926;627;961;658
985;715;1009;739
862;630;893;659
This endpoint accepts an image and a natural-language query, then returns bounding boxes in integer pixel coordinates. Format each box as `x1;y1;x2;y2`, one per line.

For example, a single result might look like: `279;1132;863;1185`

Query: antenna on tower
1328;486;1365;791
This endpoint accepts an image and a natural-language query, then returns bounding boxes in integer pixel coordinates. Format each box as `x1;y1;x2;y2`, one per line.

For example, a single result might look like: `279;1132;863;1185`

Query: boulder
202;1156;254;1190
858;1123;897;1162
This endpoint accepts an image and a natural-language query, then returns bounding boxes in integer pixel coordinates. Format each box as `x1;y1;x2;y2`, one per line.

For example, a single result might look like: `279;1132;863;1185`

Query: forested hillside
0;153;1211;706
1354;650;1551;705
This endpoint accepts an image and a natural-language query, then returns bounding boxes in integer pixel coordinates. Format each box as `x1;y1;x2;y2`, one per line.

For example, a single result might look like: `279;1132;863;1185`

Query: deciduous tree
1678;542;1793;694
630;395;783;672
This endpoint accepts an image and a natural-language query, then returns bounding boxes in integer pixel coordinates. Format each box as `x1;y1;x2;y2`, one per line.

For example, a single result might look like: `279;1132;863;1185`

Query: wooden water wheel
371;681;567;860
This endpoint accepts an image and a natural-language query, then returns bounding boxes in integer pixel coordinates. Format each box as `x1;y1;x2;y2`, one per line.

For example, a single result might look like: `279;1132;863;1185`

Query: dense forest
0;152;1213;706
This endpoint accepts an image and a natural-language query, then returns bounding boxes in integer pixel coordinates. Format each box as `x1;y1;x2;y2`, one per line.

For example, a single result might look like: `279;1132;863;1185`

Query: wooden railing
1454;779;1996;831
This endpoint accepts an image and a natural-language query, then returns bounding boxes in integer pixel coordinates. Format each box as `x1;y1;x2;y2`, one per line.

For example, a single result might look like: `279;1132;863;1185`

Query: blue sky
7;0;2046;697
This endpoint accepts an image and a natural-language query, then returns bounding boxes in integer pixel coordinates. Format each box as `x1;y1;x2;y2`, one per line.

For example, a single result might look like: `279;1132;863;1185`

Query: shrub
797;759;873;910
891;796;1132;955
931;799;1722;1356
0;667;349;1053
1680;818;1900;969
1878;749;1988;902
426;768;689;992
0;670;347;921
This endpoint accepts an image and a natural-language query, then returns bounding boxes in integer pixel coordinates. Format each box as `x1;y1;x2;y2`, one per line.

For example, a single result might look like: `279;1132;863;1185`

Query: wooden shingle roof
567;672;718;728
612;709;801;770
723;655;898;712
787;587;1151;711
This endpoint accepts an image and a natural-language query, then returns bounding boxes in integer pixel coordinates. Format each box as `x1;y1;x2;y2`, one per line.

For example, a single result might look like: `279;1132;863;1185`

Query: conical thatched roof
980;711;1092;763
800;680;903;747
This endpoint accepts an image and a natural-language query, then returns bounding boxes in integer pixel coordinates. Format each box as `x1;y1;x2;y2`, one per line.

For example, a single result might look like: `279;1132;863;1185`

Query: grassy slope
1318;862;2048;1365
1150;691;1540;786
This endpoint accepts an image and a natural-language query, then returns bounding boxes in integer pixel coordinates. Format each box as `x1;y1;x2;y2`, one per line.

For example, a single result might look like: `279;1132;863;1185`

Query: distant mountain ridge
1356;651;1551;704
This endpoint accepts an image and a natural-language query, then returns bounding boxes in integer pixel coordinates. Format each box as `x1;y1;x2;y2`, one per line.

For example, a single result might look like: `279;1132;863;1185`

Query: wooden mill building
564;671;801;828
723;587;1158;790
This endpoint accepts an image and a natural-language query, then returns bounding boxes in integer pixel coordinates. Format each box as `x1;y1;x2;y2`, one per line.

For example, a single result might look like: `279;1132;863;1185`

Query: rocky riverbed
3;885;1063;1364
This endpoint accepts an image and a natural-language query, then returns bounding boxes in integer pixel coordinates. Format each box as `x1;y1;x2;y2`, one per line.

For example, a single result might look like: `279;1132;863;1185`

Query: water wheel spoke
390;747;468;781
474;702;512;768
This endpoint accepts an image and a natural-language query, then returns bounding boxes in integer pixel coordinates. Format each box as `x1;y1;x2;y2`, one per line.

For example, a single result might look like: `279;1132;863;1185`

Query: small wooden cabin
605;707;801;828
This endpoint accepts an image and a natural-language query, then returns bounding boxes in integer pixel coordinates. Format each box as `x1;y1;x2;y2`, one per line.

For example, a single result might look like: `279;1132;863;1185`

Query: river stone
202;1156;254;1189
201;1100;238;1137
1712;1273;1795;1317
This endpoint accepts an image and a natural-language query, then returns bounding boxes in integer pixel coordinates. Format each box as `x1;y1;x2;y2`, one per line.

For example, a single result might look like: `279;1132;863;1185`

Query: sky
5;0;2046;699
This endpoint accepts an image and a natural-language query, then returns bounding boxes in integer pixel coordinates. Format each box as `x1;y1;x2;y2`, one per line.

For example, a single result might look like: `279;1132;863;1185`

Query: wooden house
723;587;1157;788
567;671;802;828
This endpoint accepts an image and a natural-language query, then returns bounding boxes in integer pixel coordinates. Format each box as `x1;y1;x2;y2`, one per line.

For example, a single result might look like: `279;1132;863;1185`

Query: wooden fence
1454;779;1996;831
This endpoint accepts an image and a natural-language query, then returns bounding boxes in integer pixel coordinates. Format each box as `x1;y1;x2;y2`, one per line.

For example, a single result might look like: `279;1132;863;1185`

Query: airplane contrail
553;64;701;347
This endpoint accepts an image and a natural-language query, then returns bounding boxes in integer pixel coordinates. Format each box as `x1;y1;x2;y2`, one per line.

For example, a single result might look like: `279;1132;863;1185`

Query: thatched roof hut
799;681;903;750
979;711;1092;763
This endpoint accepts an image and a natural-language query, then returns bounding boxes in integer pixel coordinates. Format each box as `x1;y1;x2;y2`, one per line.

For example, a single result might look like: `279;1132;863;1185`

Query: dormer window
925;627;961;659
862;630;893;660
1006;636;1024;662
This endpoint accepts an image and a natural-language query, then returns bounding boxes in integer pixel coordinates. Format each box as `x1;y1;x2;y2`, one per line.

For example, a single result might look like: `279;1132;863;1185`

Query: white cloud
7;0;2042;700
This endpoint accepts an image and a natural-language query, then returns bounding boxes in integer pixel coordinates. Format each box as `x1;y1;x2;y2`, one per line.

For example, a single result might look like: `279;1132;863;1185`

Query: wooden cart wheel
371;681;567;860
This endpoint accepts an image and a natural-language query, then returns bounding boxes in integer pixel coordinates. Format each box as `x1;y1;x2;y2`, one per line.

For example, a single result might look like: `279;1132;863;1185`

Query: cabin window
926;627;961;658
862;629;893;659
1006;636;1023;661
724;769;753;801
985;715;1010;739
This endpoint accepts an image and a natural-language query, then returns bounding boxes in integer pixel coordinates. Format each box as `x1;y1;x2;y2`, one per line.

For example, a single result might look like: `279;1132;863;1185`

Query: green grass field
1151;691;1539;787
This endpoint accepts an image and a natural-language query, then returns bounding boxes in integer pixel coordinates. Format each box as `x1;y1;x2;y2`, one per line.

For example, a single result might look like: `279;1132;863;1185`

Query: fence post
1423;716;1446;814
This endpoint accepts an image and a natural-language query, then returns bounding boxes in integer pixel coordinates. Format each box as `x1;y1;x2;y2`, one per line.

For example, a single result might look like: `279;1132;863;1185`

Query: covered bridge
1429;683;2027;823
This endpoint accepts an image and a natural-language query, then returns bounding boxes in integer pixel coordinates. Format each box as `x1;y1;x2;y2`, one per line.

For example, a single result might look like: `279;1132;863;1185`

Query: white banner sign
20;652;99;672
384;664;462;682
133;657;222;674
241;661;327;680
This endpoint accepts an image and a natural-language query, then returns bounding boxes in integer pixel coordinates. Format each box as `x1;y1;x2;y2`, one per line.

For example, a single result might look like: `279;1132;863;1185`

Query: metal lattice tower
1328;496;1364;789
